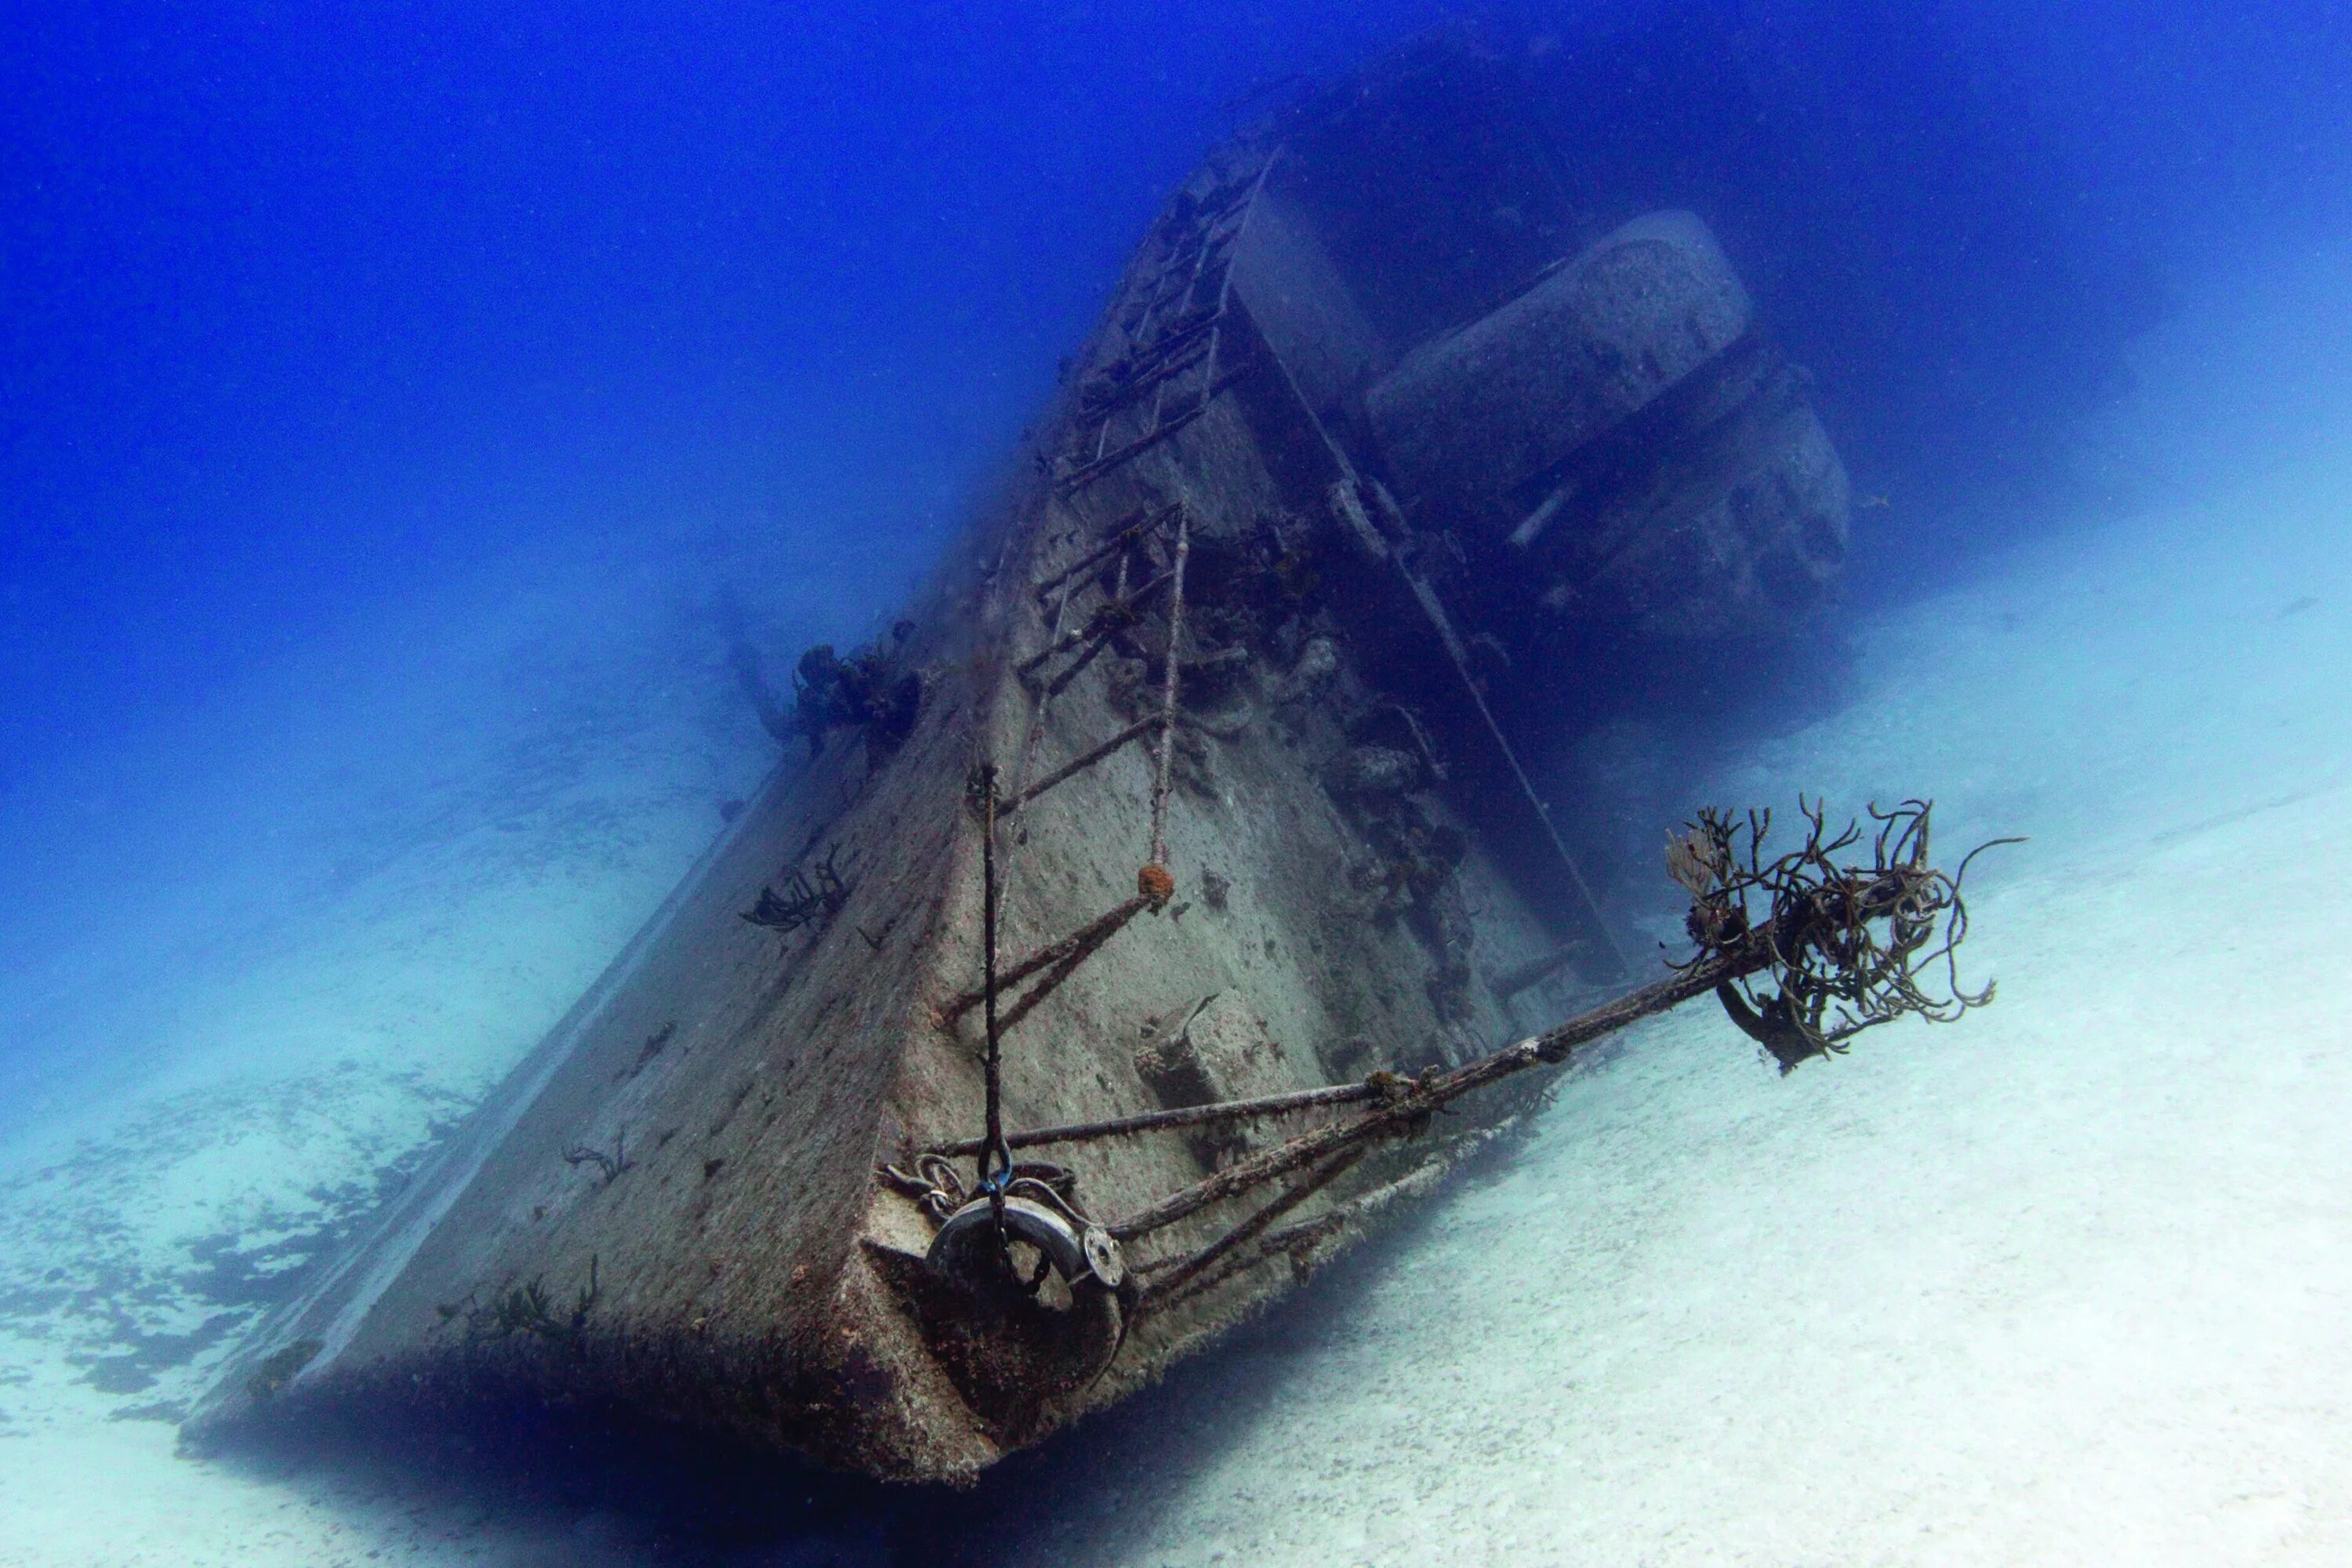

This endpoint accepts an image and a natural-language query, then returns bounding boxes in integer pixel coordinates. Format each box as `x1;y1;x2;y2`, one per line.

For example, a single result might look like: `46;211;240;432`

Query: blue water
3;2;2350;1563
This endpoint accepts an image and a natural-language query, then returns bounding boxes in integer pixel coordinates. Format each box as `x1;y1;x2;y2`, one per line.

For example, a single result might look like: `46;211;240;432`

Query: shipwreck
187;33;1999;1482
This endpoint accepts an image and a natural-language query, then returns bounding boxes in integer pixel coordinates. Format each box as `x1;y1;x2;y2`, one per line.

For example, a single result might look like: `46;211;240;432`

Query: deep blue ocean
5;3;2352;1563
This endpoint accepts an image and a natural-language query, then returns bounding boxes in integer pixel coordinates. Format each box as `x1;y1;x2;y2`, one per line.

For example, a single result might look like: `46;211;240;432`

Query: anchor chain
974;762;1014;1226
881;763;1132;1346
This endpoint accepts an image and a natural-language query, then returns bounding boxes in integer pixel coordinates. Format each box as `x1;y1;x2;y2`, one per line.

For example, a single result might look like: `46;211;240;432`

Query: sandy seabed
983;255;2352;1565
2;249;2348;1566
0;560;786;1567
996;497;2352;1567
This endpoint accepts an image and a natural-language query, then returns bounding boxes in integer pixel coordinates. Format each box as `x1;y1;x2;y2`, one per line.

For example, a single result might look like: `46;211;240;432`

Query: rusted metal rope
1056;162;1264;495
1030;506;1179;606
1057;371;1247;493
975;765;1013;1198
1147;1119;1519;1310
938;877;1170;1027
1016;569;1174;683
1103;798;2009;1242
925;1076;1389;1160
1083;334;1216;413
992;892;1156;1037
1134;1146;1367;1307
1105;946;1758;1242
1003;715;1166;817
1146;506;1192;869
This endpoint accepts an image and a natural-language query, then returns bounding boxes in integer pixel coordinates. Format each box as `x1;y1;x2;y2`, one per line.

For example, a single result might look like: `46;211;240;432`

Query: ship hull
187;33;1852;1480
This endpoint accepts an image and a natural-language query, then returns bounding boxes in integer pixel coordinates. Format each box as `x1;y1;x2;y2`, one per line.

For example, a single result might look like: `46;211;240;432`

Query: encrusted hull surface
187;35;1852;1480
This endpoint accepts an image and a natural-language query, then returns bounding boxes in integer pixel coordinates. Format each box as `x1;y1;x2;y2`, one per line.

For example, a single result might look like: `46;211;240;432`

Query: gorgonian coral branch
1666;798;2020;1072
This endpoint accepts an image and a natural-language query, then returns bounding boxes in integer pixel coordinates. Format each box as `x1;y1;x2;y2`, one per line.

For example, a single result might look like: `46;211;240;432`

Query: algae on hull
185;31;1863;1480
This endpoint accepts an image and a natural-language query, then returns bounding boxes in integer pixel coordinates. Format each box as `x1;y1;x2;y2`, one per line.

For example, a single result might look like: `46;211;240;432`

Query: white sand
987;254;2352;1566
0;550;786;1567
1009;793;2352;1565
